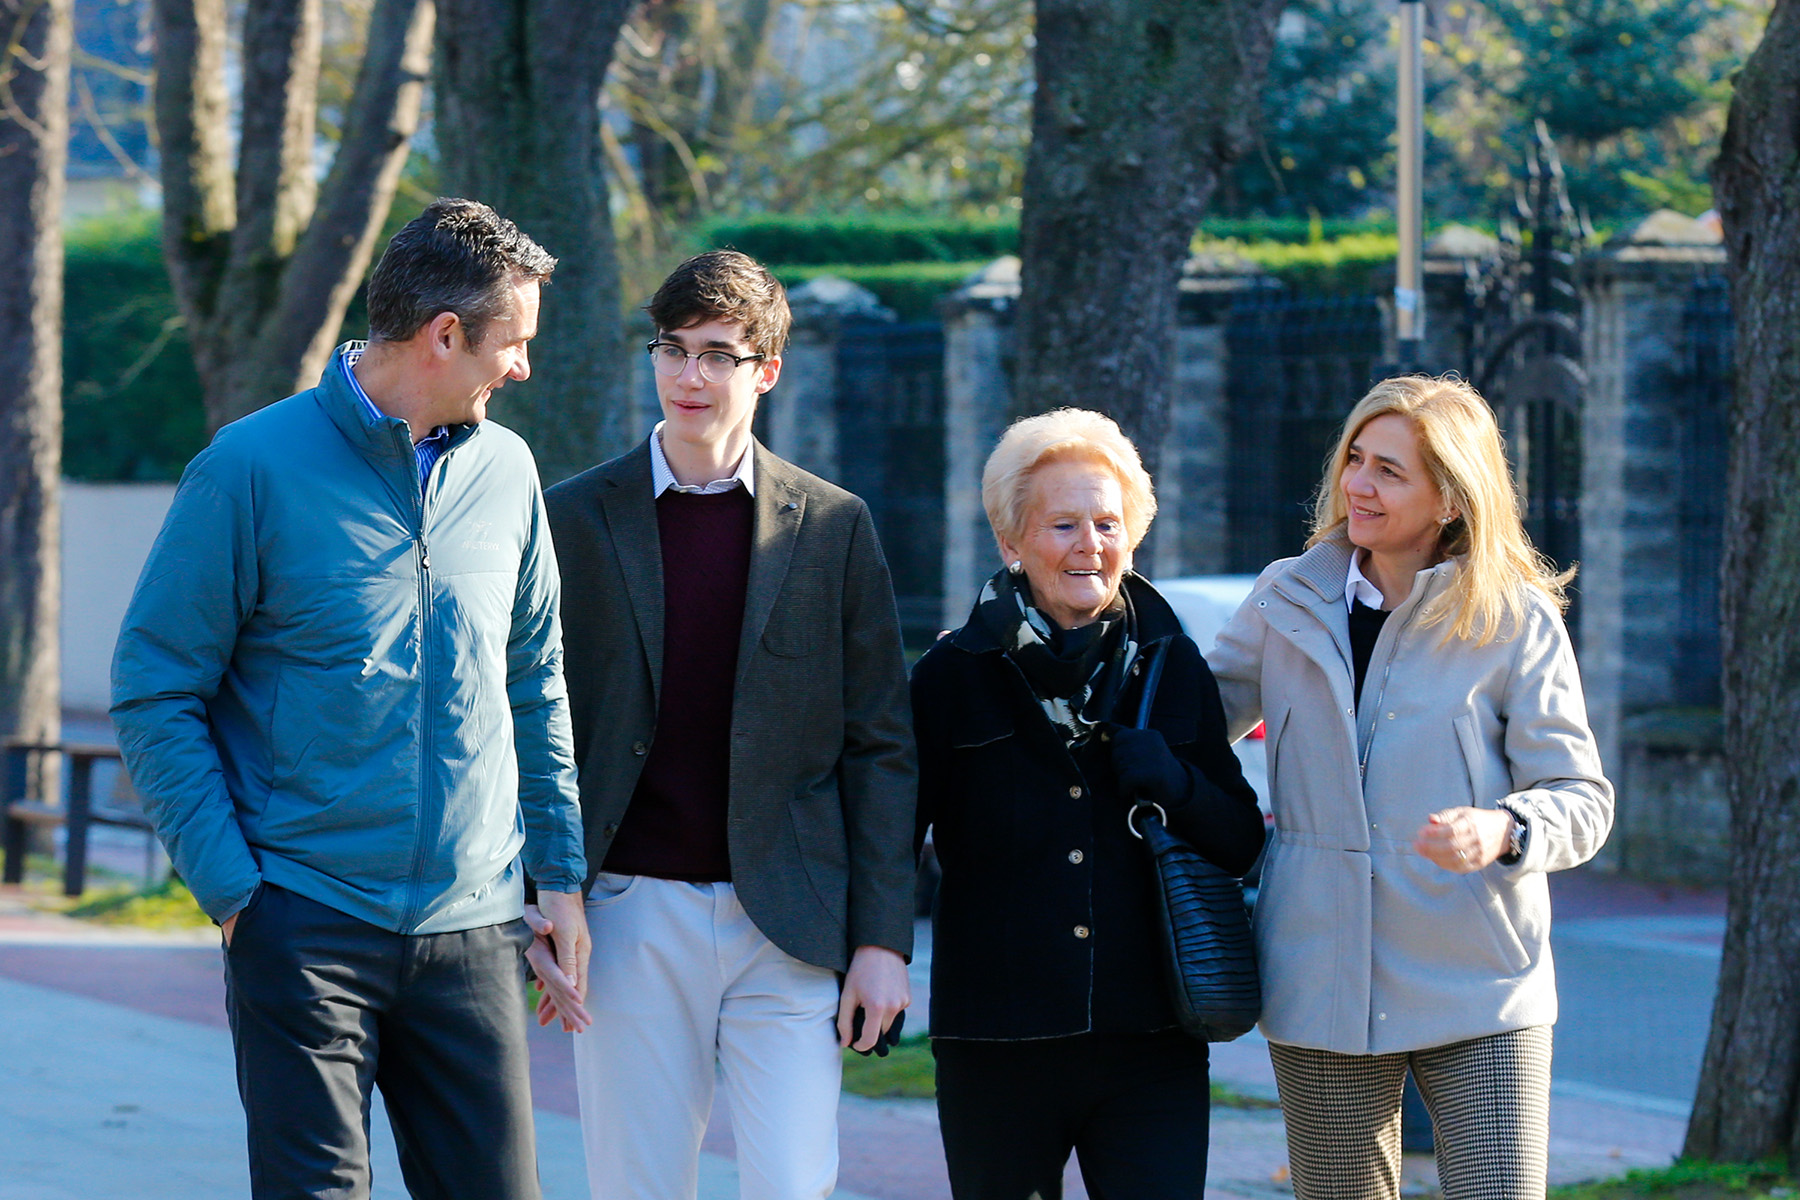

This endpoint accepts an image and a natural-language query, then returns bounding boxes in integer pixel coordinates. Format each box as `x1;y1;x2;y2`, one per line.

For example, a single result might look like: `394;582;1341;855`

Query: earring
1008;560;1023;575
1440;515;1454;525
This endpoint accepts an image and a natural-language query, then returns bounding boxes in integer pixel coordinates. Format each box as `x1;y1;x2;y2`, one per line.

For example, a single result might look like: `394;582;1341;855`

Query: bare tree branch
257;0;434;412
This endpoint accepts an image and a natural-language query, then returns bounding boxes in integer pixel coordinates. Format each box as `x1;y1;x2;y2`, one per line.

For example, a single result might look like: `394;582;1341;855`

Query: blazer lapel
737;442;804;687
598;443;666;702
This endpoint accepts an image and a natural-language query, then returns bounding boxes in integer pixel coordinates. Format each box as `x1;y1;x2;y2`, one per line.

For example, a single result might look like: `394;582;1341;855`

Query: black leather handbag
1126;640;1261;1043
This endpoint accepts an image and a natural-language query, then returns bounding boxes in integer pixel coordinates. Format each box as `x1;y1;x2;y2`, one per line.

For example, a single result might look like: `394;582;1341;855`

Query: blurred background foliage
62;0;1764;479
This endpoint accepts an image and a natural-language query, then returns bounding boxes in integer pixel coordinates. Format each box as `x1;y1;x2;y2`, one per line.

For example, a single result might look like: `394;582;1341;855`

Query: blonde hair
982;409;1157;553
1308;375;1572;645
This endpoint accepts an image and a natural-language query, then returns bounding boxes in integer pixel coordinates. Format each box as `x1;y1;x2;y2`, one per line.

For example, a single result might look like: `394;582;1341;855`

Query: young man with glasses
539;250;917;1200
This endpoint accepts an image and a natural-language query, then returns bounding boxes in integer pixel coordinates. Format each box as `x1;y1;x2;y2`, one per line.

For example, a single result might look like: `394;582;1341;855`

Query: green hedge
699;212;1410;267
62;212;206;481
1220;232;1401;295
699;214;1019;266
774;261;989;321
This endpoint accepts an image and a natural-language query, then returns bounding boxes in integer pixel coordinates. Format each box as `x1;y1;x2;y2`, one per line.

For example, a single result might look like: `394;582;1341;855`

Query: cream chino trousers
573;873;843;1200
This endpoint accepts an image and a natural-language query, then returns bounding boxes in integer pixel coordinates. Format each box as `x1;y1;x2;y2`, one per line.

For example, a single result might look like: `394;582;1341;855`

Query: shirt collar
339;346;450;444
649;422;756;497
1345;549;1386;614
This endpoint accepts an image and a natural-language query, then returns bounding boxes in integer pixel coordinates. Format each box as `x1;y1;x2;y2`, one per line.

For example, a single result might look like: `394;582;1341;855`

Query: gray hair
365;198;557;347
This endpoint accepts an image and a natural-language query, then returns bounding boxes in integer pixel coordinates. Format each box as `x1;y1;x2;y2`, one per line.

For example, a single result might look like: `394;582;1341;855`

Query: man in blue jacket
111;199;589;1200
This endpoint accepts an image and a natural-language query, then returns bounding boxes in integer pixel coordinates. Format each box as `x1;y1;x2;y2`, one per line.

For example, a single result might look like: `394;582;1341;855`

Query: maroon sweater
601;487;753;881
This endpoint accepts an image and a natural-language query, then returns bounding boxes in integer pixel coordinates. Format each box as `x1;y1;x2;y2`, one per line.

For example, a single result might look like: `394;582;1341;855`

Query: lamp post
1395;0;1425;371
1396;0;1437;1154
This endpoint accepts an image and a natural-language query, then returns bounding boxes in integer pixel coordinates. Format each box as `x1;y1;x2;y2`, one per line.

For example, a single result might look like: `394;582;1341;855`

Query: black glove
849;1007;906;1057
1107;724;1189;811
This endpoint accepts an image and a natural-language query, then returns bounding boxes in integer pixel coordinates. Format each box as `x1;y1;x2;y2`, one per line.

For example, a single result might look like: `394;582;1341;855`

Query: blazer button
1069;785;1083;799
1073;925;1091;939
632;741;648;755
1068;849;1084;864
602;822;618;837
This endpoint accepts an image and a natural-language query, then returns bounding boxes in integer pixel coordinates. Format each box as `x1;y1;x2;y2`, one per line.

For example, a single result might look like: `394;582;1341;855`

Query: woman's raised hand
1414;806;1513;873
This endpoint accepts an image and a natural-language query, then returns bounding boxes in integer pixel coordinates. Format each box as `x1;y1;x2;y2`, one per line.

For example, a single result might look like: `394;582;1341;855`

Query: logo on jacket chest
461;520;501;552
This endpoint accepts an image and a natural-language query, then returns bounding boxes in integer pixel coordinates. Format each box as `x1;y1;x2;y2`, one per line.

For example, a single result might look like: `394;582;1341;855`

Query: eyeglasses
646;340;766;384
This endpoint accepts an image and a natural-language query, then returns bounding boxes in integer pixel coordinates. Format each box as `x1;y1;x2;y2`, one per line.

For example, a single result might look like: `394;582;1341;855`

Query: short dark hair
365;198;557;347
645;250;791;357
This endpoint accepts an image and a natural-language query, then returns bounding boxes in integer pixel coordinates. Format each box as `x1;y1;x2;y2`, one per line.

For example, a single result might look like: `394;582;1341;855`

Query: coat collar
596;442;666;698
315;341;481;471
736;442;807;686
948;571;1185;655
1271;535;1458;615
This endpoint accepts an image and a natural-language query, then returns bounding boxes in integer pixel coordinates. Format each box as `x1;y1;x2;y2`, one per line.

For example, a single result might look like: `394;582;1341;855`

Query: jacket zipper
401;440;439;931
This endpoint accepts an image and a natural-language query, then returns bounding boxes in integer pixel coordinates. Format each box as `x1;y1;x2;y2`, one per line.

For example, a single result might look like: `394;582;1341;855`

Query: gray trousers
223;882;540;1200
1268;1026;1553;1200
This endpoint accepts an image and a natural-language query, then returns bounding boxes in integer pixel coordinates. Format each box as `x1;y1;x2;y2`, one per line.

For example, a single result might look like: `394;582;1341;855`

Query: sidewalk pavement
0;881;1694;1200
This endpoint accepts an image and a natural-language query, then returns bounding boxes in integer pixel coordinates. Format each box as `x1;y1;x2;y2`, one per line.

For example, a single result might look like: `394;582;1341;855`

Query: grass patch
1212;1081;1280;1110
837;1040;1285;1109
1549;1161;1796;1200
841;1036;936;1100
64;877;212;930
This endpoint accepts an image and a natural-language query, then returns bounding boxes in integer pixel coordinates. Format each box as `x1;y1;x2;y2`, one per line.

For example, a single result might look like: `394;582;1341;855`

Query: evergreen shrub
699;214;1018;266
62;212;206;481
774;262;989;321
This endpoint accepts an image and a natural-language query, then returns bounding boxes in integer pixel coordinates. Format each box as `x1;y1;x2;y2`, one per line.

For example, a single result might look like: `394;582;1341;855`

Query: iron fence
1674;276;1733;707
834;321;948;645
1223;293;1386;573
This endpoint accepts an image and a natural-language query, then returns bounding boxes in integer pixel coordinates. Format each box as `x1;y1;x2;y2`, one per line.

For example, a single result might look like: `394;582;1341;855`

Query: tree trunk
154;0;434;432
435;0;636;485
1684;0;1800;1167
1014;0;1282;494
0;0;69;816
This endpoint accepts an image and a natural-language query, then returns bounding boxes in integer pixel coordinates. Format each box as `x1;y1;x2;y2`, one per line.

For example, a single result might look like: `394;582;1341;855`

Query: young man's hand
525;890;592;1033
837;945;910;1052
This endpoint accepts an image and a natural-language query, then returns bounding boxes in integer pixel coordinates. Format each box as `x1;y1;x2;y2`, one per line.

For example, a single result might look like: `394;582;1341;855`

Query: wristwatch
1496;800;1530;865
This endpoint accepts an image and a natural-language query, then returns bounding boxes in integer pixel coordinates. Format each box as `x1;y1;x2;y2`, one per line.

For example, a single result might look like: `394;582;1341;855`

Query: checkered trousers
1268;1025;1553;1200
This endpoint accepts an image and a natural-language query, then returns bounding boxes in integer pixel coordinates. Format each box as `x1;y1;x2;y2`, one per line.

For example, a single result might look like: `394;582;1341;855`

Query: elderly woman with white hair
913;408;1264;1199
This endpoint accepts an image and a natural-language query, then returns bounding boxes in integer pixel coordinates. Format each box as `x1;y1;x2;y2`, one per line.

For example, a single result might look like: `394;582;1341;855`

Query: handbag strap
1126;637;1174;840
1130;637;1172;730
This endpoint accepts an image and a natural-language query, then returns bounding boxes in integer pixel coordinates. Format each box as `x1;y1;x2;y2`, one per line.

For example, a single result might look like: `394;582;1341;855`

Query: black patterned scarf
975;566;1138;746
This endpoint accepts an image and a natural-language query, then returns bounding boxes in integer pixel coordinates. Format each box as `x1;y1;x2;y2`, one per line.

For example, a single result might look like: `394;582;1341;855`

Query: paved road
1547;871;1723;1115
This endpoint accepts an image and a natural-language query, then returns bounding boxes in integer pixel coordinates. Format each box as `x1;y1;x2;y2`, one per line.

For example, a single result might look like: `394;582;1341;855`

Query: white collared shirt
648;422;756;498
1344;549;1387;614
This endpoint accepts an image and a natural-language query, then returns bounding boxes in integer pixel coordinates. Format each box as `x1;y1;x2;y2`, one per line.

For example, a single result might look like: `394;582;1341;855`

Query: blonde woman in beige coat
1208;375;1613;1200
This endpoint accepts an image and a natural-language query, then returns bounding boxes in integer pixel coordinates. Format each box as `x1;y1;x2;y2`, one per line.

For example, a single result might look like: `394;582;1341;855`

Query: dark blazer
544;439;917;972
913;574;1264;1040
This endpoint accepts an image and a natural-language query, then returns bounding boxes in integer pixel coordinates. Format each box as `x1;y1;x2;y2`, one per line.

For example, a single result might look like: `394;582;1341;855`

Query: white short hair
980;408;1157;550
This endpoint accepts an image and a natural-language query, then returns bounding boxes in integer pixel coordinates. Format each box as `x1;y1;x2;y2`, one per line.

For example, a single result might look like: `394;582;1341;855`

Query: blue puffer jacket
111;348;585;933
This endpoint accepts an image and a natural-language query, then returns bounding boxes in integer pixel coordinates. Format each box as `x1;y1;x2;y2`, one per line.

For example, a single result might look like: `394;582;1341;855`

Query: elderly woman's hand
1108;725;1188;810
1414;807;1514;872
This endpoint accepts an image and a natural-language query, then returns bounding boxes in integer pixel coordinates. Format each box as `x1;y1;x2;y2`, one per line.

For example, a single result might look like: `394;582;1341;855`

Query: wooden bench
1;740;154;897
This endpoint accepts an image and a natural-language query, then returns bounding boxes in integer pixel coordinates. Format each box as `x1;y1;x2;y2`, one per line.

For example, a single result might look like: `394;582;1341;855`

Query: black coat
913;574;1265;1041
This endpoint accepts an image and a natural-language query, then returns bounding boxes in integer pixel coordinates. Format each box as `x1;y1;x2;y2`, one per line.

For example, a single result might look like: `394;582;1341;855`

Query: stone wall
1577;214;1730;876
1614;709;1730;885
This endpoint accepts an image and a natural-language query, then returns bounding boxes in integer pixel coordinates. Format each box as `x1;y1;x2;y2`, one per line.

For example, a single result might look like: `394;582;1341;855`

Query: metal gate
834;321;947;645
1465;124;1589;579
1672;276;1733;706
1224;293;1386;573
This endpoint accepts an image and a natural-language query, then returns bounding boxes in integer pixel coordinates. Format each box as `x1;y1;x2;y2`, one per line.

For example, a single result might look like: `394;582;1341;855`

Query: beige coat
1208;538;1613;1054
